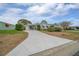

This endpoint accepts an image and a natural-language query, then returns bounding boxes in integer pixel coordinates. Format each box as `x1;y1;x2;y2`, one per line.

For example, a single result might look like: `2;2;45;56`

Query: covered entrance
26;25;36;30
29;25;34;30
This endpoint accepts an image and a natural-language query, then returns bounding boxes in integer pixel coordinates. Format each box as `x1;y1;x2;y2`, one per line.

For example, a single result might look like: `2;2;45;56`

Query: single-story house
25;20;50;30
0;22;15;30
40;20;49;30
70;26;79;30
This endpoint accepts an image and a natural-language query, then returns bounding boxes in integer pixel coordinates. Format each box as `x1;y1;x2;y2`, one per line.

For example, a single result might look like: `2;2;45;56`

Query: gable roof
0;21;14;26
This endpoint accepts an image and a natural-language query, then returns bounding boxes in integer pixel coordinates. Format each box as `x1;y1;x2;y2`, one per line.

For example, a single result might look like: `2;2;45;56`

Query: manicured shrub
66;27;73;30
53;27;62;32
47;27;54;32
15;24;25;31
0;41;3;44
47;26;62;32
37;25;41;30
5;23;10;27
76;27;79;29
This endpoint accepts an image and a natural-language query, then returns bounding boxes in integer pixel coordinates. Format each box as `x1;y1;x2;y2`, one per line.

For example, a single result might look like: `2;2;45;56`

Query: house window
5;23;10;27
42;25;45;28
46;26;48;28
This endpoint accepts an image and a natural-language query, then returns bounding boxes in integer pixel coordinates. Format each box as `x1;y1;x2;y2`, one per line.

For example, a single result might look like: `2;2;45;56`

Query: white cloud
68;18;79;26
0;8;24;20
0;8;24;24
15;3;44;7
27;5;46;15
26;3;57;15
0;3;79;24
20;3;79;24
0;16;21;24
0;3;7;8
6;8;24;14
26;3;66;17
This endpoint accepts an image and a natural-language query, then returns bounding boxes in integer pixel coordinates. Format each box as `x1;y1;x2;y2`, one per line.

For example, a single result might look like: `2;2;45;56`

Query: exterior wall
26;24;32;30
40;25;47;29
40;24;49;29
26;25;30;30
25;24;50;30
0;22;15;30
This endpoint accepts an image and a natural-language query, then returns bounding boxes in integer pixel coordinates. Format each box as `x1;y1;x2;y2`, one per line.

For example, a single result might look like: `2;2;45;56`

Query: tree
76;26;79;29
18;19;32;25
60;21;72;30
5;23;10;27
15;24;25;31
53;27;62;32
47;26;62;32
47;26;53;32
37;24;41;30
53;23;59;26
17;19;32;30
41;20;48;25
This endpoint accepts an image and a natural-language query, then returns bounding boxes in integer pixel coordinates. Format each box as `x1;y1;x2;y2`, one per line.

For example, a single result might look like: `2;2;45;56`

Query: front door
29;25;34;30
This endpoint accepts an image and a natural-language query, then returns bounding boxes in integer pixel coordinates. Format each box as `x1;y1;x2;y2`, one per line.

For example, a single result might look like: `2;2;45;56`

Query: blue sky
0;3;79;26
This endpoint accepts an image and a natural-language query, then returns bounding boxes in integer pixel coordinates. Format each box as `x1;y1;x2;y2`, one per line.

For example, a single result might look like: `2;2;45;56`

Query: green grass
43;30;79;41
0;30;28;55
0;30;23;34
65;30;79;35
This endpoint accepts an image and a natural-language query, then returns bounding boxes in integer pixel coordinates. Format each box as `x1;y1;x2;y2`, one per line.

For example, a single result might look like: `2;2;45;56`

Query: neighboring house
0;22;15;30
17;19;79;31
26;24;33;30
18;19;33;30
70;26;79;30
40;20;49;30
26;20;50;30
26;23;38;30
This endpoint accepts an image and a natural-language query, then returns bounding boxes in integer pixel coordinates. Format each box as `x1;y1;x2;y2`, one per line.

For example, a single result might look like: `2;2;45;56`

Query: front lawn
0;30;21;34
65;30;79;35
0;30;28;56
44;30;79;41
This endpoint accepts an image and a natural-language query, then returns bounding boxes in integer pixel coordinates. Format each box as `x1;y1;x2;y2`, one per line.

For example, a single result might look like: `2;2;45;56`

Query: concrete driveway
7;30;78;56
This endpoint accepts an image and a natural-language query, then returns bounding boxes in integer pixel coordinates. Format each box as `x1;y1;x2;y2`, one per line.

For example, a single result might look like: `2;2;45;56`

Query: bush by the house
53;27;62;32
47;26;62;32
15;24;25;31
37;25;41;30
5;23;10;27
76;27;79;29
65;27;72;30
47;27;54;32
